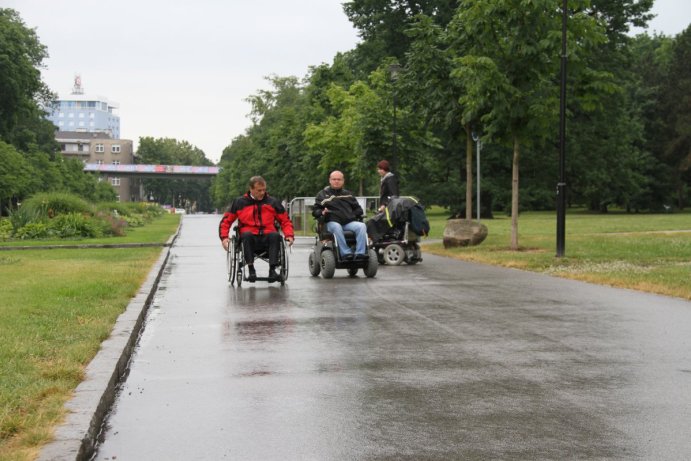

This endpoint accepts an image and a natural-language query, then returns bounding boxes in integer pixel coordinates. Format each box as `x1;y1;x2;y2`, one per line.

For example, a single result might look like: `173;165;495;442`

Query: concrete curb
36;223;182;461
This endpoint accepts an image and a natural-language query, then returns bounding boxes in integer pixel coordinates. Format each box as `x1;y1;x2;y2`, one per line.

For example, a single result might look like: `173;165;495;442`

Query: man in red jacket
219;176;294;282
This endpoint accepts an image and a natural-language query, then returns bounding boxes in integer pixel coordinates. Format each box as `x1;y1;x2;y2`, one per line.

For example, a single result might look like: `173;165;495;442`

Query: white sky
5;0;361;163
4;0;689;164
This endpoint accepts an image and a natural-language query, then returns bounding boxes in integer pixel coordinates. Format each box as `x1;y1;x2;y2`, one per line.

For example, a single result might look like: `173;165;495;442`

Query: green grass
423;208;691;300
0;214;179;461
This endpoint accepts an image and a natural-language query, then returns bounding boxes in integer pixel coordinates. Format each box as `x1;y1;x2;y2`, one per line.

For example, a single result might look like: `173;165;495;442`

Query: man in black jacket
312;170;368;260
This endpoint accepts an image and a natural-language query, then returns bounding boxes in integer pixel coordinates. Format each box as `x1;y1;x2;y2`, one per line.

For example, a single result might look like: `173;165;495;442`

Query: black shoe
355;254;369;261
268;268;279;283
343;254;355;261
247;267;257;283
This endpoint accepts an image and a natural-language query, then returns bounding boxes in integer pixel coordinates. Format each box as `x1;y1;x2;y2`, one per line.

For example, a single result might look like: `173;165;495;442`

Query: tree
450;0;609;249
660;25;691;209
343;0;458;74
0;9;55;150
0;141;32;213
404;14;478;218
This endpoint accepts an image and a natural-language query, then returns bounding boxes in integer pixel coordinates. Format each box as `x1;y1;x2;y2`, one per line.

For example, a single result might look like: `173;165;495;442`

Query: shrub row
1;192;165;241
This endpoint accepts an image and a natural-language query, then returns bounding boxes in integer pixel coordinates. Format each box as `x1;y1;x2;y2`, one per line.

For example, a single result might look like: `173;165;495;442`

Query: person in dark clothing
312;170;368;260
219;176;294;282
377;159;399;212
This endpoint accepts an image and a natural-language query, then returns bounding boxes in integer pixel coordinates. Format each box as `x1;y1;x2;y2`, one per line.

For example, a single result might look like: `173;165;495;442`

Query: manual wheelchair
227;226;289;287
307;220;378;279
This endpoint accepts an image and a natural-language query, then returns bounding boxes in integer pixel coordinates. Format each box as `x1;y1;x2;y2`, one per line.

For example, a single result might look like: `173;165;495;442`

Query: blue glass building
46;76;120;138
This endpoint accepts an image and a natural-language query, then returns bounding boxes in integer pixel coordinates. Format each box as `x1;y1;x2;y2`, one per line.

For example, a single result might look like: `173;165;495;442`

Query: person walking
377;160;399;212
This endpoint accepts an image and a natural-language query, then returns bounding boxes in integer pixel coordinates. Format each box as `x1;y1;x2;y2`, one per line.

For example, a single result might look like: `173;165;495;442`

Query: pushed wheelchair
308;221;378;279
227;227;289;286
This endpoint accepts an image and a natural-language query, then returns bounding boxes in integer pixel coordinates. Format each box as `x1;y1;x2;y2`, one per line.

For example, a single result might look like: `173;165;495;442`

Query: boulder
443;219;488;248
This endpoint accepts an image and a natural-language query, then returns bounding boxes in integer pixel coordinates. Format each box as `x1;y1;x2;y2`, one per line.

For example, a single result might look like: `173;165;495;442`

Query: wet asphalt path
94;215;691;460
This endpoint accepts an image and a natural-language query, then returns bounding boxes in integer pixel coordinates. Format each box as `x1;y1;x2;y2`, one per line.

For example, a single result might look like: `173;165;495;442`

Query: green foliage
0;8;55;151
1;192;167;240
137;137;214;211
20;192;93;219
0;218;13;240
0;140;33;213
46;212;105;238
13;222;49;239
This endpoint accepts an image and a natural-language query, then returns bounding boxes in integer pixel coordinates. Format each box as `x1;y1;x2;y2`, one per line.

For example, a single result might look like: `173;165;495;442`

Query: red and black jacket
218;192;294;240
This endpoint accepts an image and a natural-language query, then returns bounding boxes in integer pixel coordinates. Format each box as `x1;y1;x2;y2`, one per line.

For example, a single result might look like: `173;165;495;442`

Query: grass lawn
423;207;691;300
0;214;180;461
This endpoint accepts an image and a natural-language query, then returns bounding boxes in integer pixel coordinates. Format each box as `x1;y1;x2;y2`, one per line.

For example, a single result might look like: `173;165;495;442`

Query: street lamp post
556;0;567;257
472;131;482;223
389;64;401;170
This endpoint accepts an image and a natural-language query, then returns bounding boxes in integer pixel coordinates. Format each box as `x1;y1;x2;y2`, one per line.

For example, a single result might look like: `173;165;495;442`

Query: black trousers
241;232;281;266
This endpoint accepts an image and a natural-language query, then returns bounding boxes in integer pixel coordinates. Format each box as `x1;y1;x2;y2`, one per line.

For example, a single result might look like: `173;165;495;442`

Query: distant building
55;131;139;202
46;75;120;138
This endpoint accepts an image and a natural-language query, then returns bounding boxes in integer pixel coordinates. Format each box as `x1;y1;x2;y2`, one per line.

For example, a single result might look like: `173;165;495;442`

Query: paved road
94;215;691;460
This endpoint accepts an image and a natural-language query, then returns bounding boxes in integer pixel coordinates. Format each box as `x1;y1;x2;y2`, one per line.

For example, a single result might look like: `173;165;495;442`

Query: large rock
443;219;488;248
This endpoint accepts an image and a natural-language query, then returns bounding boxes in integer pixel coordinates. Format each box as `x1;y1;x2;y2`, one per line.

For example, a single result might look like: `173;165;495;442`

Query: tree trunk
511;137;520;250
465;124;473;220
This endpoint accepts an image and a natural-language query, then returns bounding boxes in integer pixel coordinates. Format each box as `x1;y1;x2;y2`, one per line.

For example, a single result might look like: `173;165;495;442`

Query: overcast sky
5;0;690;164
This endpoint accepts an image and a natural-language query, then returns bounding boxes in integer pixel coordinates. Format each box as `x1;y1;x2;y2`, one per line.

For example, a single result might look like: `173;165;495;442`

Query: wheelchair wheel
308;250;321;276
235;241;244;287
320;250;336;279
279;240;289;286
227;248;234;283
229;238;240;285
383;243;405;265
363;248;379;278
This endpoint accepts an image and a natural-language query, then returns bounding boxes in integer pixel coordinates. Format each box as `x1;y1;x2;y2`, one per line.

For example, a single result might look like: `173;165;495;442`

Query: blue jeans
326;220;367;257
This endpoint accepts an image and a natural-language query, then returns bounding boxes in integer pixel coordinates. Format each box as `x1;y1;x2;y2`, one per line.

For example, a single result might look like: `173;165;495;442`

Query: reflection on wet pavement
94;216;691;460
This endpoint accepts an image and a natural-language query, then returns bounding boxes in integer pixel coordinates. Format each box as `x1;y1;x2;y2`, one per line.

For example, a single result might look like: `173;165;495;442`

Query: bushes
5;192;164;240
20;192;92;218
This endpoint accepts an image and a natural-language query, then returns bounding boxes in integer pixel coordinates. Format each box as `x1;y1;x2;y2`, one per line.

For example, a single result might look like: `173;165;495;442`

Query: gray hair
248;176;266;188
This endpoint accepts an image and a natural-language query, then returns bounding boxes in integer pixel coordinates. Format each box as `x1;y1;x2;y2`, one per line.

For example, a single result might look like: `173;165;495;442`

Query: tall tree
343;0;458;74
404;14;479;219
450;0;609;249
0;8;55;151
660;25;691;209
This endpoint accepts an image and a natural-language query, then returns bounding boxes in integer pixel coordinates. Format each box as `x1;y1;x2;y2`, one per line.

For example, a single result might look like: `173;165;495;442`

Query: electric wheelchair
227;226;289;287
308;219;378;279
373;221;423;266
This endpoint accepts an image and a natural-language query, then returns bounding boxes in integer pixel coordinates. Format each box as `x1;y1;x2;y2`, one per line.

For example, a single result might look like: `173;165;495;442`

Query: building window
95;144;104;153
111;145;121;153
112;160;120;166
59;112;64;118
110;177;121;186
96;160;103;165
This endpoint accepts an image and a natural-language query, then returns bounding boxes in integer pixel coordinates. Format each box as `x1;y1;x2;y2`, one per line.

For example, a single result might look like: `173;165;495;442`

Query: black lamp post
389;64;401;170
556;0;567;257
